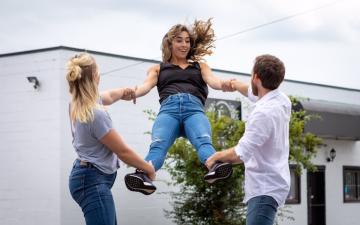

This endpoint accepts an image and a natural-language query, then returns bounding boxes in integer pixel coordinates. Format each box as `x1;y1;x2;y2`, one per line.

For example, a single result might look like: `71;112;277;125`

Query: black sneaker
124;169;156;195
204;162;233;184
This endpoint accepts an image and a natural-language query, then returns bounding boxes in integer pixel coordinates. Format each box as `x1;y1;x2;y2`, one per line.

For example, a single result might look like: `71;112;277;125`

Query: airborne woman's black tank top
156;62;208;105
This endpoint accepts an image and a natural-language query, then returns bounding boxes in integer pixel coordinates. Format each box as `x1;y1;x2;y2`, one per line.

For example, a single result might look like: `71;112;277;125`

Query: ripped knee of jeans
150;137;165;147
194;134;212;146
197;133;211;140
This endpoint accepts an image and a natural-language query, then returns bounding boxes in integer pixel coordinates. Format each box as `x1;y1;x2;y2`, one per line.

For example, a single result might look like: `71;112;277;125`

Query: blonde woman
66;53;155;225
125;19;234;195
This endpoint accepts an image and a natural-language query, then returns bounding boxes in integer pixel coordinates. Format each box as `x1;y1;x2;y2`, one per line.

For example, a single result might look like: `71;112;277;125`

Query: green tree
288;96;322;175
146;97;322;225
164;112;246;225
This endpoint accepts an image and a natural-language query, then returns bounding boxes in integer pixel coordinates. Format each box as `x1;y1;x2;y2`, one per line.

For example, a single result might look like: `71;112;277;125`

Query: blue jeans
145;93;216;171
246;195;278;225
69;159;117;225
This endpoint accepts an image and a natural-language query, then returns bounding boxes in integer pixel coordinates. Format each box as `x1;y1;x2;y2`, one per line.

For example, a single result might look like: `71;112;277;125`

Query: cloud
0;0;359;89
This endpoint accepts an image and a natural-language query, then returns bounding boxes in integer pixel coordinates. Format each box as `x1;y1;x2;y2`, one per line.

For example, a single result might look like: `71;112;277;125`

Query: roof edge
0;46;359;92
0;46;160;64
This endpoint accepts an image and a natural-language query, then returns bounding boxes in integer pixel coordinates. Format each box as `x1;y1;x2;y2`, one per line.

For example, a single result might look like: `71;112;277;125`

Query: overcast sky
1;0;359;89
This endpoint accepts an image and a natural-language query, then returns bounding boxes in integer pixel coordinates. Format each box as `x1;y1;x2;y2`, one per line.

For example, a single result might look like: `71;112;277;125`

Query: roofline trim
0;46;160;64
1;46;359;92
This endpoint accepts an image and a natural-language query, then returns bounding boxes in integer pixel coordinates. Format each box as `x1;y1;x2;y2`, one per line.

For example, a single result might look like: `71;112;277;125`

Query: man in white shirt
206;54;291;225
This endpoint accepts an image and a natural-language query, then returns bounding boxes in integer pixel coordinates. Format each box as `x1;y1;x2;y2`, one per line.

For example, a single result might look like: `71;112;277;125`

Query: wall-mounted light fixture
326;148;336;162
26;76;40;90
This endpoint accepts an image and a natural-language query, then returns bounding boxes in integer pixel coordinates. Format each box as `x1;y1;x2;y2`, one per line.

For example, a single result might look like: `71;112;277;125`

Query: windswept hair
161;18;215;62
66;53;101;123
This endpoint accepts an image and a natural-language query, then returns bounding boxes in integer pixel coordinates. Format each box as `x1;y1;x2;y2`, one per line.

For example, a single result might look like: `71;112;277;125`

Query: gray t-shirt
72;107;120;174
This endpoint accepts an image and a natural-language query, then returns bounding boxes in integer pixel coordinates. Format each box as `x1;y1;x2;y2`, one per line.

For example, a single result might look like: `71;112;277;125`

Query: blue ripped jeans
69;159;117;225
145;93;216;171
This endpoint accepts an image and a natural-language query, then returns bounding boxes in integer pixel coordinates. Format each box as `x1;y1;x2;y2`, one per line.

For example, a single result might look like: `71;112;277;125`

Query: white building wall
279;140;360;225
0;51;63;225
320;140;360;225
1;47;359;225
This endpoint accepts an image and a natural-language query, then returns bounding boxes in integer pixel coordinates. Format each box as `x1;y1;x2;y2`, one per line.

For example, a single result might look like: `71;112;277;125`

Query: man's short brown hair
253;54;285;90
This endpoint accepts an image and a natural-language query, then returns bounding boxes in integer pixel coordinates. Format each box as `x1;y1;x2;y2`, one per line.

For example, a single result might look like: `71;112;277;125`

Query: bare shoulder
199;62;212;78
147;64;160;75
199;62;210;70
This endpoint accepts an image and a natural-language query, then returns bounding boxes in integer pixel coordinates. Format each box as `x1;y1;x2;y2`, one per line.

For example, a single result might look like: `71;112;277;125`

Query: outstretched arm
200;62;234;91
135;64;160;98
231;79;249;97
100;88;135;105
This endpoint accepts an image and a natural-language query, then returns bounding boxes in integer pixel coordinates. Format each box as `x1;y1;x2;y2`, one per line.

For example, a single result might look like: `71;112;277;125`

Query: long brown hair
161;18;215;63
66;53;101;123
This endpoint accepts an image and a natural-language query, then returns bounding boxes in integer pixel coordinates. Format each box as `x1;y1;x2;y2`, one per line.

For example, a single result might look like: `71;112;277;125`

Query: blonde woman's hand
132;86;137;104
146;161;156;181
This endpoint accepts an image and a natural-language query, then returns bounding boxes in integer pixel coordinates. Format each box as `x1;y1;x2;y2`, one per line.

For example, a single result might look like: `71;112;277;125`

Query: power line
101;61;150;76
101;0;344;76
217;0;344;41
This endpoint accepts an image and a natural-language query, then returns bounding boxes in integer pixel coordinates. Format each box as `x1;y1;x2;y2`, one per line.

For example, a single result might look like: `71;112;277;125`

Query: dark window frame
343;166;360;203
205;98;242;120
286;164;301;204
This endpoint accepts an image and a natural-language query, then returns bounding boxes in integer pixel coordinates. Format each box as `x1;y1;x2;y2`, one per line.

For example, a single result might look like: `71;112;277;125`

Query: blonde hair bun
66;53;95;82
66;61;82;82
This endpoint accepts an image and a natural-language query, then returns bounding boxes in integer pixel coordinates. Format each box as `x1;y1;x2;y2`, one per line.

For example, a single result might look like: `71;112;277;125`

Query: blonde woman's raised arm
100;88;135;105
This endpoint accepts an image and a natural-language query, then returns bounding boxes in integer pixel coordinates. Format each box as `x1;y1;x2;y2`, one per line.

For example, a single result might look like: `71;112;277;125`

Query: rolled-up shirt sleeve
235;111;271;163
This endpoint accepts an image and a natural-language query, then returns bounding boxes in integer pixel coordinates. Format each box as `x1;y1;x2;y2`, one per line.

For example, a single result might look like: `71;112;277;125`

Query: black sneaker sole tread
124;174;156;195
204;163;233;184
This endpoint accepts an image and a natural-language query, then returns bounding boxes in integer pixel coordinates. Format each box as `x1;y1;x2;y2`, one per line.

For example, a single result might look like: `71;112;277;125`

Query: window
205;98;242;147
205;98;241;120
343;166;360;202
286;165;301;204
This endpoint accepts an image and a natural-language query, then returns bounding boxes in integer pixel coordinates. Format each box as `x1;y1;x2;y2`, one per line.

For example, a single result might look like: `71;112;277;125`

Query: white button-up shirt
235;87;291;207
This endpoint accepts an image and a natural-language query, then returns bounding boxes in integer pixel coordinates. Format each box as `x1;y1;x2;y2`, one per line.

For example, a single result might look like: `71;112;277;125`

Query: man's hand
206;147;242;169
205;151;223;169
221;79;236;92
230;80;240;90
230;79;249;96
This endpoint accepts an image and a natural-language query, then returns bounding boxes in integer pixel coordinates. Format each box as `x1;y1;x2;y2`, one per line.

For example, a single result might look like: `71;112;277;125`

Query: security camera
26;76;40;90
